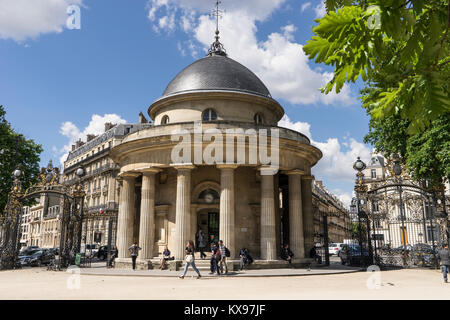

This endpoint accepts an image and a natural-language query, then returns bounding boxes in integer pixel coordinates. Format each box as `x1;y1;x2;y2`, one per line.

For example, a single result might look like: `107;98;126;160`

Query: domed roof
162;55;272;98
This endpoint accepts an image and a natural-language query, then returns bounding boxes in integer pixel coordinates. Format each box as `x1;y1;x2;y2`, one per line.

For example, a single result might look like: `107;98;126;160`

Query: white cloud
145;0;355;106
278;114;372;184
314;1;327;18
278;115;311;139
56;114;127;166
331;189;353;209
0;0;83;42
301;2;312;12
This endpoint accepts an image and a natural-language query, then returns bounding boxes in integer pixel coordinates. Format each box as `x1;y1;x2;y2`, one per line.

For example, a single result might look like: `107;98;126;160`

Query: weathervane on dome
208;0;227;56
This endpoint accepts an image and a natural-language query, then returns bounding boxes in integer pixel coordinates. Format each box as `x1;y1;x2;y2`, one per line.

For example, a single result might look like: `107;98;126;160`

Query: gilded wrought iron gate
314;210;330;266
0;162;86;270
0;180;23;270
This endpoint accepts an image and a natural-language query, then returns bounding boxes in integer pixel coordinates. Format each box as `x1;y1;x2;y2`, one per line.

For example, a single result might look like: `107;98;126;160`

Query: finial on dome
208;0;227;57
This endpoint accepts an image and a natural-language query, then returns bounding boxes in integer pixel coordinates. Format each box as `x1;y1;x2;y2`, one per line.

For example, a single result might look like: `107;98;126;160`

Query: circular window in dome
202;109;217;121
161;115;170;125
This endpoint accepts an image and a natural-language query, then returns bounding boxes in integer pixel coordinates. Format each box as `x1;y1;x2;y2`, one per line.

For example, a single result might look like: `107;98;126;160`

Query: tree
364;112;449;186
350;221;367;240
0;106;43;213
303;0;450;134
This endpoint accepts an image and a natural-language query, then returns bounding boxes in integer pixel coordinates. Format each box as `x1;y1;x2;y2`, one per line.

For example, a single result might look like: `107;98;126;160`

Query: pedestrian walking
180;241;201;279
128;242;141;270
197;229;207;259
438;244;450;283
218;240;230;274
209;243;221;275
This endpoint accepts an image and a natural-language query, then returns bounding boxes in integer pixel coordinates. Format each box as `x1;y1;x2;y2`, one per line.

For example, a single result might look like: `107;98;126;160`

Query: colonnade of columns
115;166;313;264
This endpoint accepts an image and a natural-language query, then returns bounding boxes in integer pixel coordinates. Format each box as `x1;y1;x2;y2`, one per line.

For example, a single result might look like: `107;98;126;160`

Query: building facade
20;193;61;248
361;153;447;248
312;180;351;245
107;35;323;269
62;122;151;248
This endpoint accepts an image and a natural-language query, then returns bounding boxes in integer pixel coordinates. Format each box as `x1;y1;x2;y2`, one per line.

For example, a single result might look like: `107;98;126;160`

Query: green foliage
363;111;449;187
0;106;43;213
406;115;450;184
303;0;450;134
350;221;367;240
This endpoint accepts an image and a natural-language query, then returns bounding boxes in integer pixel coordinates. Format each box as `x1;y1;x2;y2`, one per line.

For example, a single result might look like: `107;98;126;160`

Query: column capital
258;166;278;176
141;168;162;175
217;164;238;170
282;169;305;176
171;164;196;171
155;204;171;217
118;172;140;179
301;175;315;181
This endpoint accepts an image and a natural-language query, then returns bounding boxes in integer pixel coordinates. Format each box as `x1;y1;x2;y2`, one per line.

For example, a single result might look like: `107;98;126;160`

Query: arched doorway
192;182;220;246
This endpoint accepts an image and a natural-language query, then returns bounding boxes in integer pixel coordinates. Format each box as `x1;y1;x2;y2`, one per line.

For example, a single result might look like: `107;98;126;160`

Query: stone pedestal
116;174;137;259
260;168;277;261
218;165;237;258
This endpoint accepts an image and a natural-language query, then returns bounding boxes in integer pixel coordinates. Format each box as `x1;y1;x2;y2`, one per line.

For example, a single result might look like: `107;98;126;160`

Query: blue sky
0;0;374;207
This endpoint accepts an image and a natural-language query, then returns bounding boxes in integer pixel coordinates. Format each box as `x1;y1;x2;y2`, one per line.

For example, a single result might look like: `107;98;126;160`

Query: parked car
19;255;33;267
339;244;369;266
97;246;110;260
82;244;99;258
20;246;40;256
328;243;345;256
49;248;59;256
28;249;55;266
19;247;41;266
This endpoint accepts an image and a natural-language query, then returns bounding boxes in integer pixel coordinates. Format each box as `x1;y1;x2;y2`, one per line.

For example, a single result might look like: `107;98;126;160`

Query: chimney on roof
138;112;148;124
86;134;97;142
75;139;84;148
104;122;116;132
71;145;76;151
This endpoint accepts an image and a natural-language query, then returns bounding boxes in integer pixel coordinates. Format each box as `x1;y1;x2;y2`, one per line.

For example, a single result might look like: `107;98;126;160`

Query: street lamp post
353;157;371;266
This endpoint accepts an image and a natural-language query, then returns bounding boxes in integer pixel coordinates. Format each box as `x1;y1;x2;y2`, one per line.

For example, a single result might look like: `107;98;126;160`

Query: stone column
138;169;159;261
260;168;277;260
116;173;137;259
174;165;194;260
288;170;305;259
302;175;315;254
218;165;237;259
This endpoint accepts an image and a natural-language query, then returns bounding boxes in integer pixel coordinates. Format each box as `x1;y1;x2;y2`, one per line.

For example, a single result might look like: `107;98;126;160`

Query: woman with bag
179;240;201;279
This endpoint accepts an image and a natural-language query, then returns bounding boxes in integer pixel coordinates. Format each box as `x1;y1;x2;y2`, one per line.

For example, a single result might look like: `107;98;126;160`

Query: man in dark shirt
128;242;142;270
438;245;449;283
209;243;221;275
281;244;294;264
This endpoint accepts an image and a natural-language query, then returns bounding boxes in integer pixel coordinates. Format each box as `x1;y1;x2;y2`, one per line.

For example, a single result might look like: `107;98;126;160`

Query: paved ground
0;266;448;300
78;261;360;278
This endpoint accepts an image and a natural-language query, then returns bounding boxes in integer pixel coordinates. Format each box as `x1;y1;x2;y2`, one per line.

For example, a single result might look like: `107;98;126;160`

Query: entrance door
208;212;219;241
400;227;407;246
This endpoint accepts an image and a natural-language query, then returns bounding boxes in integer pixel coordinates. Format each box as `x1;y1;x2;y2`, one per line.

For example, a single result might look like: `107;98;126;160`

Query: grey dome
162;55;271;98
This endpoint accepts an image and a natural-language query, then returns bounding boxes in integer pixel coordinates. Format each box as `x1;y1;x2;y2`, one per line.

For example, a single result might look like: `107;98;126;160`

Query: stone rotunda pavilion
110;33;322;270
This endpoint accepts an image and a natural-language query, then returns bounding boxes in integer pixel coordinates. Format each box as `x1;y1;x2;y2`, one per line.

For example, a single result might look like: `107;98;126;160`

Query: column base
114;258;154;270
